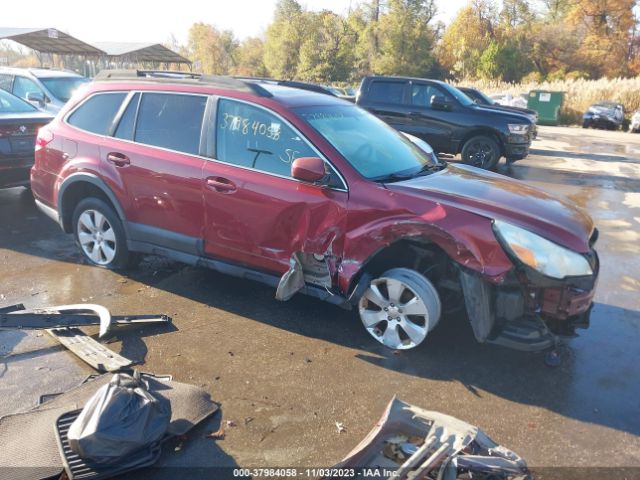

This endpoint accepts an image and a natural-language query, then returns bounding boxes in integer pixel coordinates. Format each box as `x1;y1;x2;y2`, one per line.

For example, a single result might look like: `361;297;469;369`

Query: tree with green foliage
234;37;268;77
372;0;439;77
499;0;534;28
438;1;496;78
296;11;355;82
263;0;307;79
186;23;237;75
347;1;381;77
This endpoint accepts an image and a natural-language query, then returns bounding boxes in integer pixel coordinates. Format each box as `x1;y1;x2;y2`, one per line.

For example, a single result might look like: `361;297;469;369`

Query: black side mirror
430;95;451;111
26;91;46;108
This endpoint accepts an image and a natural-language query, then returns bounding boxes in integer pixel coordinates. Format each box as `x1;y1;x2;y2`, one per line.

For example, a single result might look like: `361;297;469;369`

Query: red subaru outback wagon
31;70;599;351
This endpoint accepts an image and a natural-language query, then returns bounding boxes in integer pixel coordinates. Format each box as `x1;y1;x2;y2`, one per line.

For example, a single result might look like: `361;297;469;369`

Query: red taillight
35;127;54;151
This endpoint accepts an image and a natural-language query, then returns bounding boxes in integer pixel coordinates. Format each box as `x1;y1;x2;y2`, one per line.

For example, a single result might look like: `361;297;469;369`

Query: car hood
388;164;594;253
470;104;534;124
480;103;537;120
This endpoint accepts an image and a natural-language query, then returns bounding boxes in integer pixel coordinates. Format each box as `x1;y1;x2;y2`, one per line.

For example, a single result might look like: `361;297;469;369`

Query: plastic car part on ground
328;397;530;480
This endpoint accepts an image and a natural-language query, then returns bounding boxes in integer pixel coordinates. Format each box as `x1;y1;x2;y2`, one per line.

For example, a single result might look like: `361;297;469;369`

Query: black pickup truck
356;76;534;169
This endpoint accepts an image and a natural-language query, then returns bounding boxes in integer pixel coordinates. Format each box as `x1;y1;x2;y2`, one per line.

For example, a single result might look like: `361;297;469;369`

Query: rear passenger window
114;93;140;140
368;81;405;104
68;93;127;135
215;99;316;177
135;93;207;155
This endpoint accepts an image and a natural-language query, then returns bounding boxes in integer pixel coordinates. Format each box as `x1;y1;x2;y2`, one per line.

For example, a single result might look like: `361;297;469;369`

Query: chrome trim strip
35;198;60;224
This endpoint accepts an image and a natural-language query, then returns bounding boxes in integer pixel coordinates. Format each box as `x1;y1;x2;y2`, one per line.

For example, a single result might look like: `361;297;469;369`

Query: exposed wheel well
349;239;462;308
59;182;119;233
458;130;504;157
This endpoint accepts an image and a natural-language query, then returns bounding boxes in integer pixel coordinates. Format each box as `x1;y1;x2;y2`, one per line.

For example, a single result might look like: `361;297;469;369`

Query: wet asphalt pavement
1;125;639;477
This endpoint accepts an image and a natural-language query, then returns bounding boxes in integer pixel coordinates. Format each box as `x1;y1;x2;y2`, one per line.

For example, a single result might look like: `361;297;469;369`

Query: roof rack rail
93;69;273;97
234;76;336;96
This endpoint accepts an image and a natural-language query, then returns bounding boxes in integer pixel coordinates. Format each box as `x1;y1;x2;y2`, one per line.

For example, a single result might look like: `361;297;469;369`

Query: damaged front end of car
459;222;599;351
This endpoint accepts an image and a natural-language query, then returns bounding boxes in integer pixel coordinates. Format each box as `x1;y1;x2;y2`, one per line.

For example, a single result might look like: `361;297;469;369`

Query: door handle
206;177;236;192
106;152;130;167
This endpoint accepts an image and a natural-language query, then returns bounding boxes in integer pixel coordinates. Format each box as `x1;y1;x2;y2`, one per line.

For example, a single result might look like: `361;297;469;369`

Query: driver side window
411;84;451;108
215;99;317;178
13;76;42;101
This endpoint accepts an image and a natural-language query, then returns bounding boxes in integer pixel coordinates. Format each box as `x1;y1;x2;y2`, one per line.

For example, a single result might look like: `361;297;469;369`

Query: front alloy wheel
358;268;441;350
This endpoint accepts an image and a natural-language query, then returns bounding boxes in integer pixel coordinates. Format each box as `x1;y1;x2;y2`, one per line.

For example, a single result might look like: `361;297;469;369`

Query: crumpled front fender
338;204;514;295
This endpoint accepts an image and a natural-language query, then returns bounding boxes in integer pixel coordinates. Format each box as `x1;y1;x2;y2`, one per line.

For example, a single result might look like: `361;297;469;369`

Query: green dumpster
527;90;564;126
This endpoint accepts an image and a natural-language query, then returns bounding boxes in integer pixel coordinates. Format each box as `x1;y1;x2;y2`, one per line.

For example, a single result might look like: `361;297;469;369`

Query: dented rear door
202;97;348;280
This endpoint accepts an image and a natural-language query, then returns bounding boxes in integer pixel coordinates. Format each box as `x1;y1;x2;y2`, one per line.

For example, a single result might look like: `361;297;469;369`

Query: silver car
0;67;89;114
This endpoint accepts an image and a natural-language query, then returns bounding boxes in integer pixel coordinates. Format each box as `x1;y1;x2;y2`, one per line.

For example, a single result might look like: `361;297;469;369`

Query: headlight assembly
493;220;592;279
508;124;530;134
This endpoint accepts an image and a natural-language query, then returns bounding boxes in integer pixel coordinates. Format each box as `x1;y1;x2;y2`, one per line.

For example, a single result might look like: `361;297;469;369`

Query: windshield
442;83;474;106
40;76;89;102
0;89;37;113
295;105;437;180
468;89;494;105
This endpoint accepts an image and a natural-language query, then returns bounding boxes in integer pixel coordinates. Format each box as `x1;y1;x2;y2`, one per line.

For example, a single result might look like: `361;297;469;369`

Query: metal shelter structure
0;27;104;55
0;28;191;72
91;42;191;65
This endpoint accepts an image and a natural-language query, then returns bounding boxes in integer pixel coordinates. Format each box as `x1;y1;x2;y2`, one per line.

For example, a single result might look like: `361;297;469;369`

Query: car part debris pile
329;397;531;480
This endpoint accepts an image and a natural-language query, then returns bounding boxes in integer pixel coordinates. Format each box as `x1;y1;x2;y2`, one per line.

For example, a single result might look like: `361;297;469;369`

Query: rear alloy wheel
461;135;500;170
72;198;134;269
358;268;441;350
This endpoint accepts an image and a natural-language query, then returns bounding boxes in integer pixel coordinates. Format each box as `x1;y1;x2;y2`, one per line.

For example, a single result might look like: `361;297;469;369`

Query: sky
1;0;467;46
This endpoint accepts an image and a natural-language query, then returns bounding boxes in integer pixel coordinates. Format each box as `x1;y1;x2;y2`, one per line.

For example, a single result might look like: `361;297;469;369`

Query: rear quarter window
67;92;127;135
134;93;207;155
367;81;405;104
0;74;13;92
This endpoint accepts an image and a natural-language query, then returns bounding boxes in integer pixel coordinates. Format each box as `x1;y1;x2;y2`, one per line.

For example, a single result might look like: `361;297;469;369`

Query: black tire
72;197;135;270
582;121;589;129
461;135;500;170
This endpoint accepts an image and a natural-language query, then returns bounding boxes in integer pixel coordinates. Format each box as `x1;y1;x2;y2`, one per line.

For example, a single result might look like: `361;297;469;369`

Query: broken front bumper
460;249;599;351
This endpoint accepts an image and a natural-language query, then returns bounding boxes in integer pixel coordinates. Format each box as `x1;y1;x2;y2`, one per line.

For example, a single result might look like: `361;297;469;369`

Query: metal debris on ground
0;303;171;338
0;303;26;314
0;303;172;373
327;397;530;479
47;327;133;372
335;421;346;433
